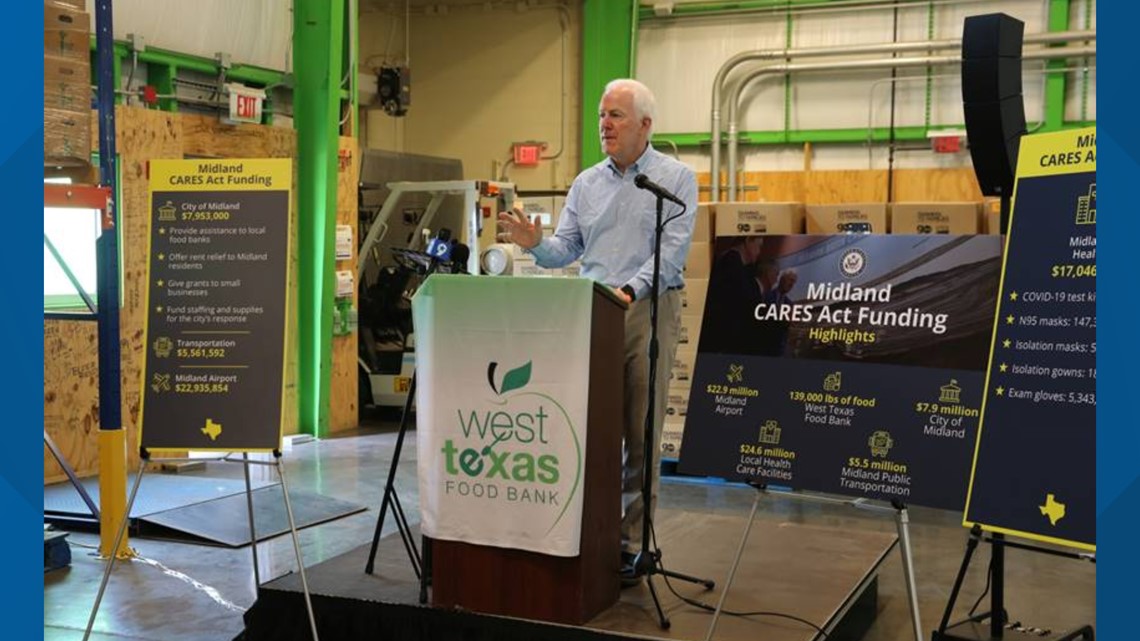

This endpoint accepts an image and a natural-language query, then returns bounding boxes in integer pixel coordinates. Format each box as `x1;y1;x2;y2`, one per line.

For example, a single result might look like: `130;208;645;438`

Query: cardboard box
714;202;803;237
678;313;702;347
44;55;90;113
661;420;685;457
671;347;696;385
44;4;90;61
511;257;560;278
44;107;90;163
806;203;888;234
48;0;87;11
680;278;707;315
518;196;556;228
692;204;713;242
890;202;981;235
984;198;1002;235
684;241;711;278
665;385;690;420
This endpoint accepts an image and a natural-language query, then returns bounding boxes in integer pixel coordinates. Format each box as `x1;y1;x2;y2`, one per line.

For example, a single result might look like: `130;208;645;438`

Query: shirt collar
605;143;656;177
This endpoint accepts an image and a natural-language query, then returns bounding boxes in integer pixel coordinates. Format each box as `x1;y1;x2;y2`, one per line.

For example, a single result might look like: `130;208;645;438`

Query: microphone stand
632;192;715;630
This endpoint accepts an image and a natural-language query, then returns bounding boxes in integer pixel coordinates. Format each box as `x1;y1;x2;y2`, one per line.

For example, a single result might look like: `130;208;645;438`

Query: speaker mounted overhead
961;13;1027;198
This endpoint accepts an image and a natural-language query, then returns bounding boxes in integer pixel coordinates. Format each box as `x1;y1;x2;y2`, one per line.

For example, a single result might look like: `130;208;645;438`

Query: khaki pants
621;288;682;552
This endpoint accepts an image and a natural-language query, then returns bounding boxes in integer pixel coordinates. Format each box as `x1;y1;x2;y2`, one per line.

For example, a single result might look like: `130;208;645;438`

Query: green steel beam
654;121;1095;147
295;0;345;437
581;0;635;169
91;36;288;87
640;0;937;20
1042;0;1070;132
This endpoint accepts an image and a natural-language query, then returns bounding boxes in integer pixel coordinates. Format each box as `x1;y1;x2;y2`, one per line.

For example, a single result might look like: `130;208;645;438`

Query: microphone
634;173;685;207
425;228;454;261
449;243;471;273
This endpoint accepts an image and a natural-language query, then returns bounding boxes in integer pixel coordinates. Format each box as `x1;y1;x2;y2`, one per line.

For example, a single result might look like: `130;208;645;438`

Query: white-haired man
497;78;698;586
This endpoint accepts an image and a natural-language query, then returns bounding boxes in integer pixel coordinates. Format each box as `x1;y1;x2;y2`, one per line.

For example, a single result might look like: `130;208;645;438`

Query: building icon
158;200;177;222
1076;183;1096;225
939;379;962;404
759;420;782;445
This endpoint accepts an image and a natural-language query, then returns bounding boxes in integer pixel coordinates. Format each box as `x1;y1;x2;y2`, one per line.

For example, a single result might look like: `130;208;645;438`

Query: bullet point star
1006;315;1015;325
1002;339;1012;348
156;306;163;313
159;228;166;235
999;363;1008;372
995;386;1005;396
157;280;164;287
158;253;166;260
1009;291;1018;301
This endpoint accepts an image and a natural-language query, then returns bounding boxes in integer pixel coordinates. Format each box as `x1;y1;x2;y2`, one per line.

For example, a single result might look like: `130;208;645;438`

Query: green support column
1042;0;1070;132
146;63;177;112
580;0;635;169
294;0;346;437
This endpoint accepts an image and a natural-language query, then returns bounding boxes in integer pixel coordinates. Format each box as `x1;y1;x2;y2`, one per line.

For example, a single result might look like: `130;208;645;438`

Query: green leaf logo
486;361;532;395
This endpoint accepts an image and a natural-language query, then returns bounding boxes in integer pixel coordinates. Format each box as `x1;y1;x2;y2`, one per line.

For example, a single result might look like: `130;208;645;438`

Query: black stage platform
240;508;898;641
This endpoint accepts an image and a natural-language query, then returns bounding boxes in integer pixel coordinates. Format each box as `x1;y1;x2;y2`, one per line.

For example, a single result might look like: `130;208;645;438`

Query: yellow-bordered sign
139;158;293;453
963;127;1096;551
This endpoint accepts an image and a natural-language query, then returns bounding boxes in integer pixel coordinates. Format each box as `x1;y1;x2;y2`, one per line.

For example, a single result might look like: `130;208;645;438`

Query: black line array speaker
962;13;1027;197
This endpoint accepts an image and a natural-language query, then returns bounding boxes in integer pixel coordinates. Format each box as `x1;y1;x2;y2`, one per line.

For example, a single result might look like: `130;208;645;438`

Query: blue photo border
6;3;45;638
1096;4;1128;639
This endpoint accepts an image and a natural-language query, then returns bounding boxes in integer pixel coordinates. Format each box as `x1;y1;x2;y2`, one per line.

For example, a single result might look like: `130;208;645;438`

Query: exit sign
226;83;266;124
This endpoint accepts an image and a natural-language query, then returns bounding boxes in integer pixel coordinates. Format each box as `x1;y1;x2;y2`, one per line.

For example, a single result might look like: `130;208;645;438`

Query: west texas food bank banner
413;275;591;556
680;235;1002;511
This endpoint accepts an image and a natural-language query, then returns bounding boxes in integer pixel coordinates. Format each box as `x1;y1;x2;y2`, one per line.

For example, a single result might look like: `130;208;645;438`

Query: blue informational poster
680;233;1002;511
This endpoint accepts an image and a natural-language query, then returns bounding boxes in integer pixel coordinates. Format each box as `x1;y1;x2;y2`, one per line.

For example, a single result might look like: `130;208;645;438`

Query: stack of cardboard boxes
663;203;714;457
44;1;91;170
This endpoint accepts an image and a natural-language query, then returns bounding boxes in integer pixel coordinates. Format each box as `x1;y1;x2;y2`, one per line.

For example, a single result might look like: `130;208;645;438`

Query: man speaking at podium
497;78;698;584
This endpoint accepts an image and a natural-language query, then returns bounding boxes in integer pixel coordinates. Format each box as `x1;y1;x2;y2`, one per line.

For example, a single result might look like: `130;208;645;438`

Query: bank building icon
759;420;782;445
158;200;177;222
939;379;962;404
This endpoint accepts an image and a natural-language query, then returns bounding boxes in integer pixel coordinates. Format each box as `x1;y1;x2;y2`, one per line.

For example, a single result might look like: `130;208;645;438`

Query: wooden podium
427;281;625;625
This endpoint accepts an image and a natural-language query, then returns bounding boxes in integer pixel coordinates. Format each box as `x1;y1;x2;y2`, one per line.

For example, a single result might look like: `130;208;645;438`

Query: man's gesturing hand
496;206;543;250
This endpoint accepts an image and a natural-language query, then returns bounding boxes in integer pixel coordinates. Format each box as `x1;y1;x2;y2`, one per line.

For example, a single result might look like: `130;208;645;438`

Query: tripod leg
365;372;417;574
937;525;983;633
991;533;1005;639
83;459;145;641
895;507;924;641
390;490;422;578
645;574;671;630
277;458;320;641
704;489;761;641
243;453;261;590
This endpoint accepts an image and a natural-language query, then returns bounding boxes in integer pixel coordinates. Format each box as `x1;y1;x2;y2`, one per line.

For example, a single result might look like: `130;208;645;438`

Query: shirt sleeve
624;167;698;299
528;179;585;268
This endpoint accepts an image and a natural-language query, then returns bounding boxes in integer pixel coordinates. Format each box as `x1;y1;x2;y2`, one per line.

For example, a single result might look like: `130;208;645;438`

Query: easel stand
363;369;427;604
933;525;1095;641
705;483;924;641
82;449;320;641
633;192;715;630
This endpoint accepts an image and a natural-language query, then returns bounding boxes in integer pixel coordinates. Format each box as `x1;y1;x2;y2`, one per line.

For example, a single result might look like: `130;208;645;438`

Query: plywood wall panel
330;136;360;433
46;107;300;483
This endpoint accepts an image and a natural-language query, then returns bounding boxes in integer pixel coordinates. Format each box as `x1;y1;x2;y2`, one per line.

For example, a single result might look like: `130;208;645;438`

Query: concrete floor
44;423;1095;641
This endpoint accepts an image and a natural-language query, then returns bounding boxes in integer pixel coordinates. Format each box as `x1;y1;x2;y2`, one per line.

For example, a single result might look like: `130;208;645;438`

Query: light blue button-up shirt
530;145;698;300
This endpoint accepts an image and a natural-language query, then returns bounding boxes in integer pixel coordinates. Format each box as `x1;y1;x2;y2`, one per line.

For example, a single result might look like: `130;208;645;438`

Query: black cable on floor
648;519;830;640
